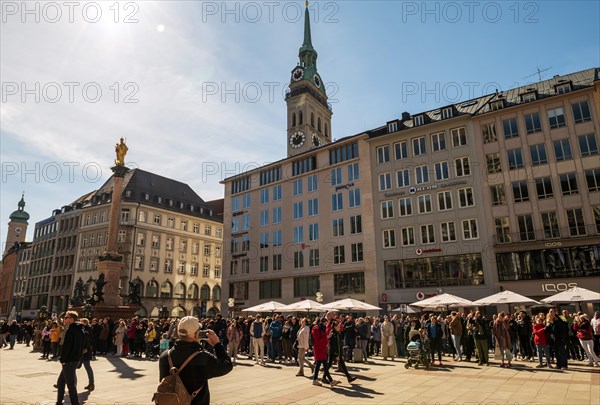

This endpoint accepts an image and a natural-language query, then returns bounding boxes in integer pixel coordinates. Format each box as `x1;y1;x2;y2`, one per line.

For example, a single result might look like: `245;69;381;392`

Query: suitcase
353;348;364;363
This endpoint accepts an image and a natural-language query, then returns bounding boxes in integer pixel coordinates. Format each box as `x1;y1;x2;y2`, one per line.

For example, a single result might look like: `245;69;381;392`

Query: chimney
401;111;411;121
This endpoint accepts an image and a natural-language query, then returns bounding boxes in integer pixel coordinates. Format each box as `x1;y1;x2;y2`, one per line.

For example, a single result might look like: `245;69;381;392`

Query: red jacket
311;324;328;361
532;323;548;346
573;320;593;340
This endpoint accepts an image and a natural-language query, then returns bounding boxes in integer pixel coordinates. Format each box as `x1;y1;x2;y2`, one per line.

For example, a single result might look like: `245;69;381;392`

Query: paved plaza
1;344;599;405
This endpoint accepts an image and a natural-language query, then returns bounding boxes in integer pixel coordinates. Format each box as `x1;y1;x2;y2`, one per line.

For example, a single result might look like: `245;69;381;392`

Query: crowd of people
2;308;599;401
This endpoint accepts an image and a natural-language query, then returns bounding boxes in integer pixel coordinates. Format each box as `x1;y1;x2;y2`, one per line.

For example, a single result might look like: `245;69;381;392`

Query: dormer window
143;193;150;201
555;83;572;94
521;92;537;102
413;115;425;127
490;100;505;111
168;199;174;207
388;121;398;133
179;202;184;209
157;196;163;204
190;204;195;212
125;190;132;198
442;107;453;119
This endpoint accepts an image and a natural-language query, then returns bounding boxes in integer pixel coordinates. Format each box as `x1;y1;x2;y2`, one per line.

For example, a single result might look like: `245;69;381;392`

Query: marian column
96;138;130;307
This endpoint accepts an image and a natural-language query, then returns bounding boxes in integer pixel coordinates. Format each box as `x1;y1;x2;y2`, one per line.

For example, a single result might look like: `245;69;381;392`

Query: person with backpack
156;316;232;405
55;311;85;405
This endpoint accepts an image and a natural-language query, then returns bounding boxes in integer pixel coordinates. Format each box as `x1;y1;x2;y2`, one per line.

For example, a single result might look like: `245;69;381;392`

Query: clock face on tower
313;74;322;88
312;133;320;147
289;131;306;148
15;227;22;235
292;67;304;82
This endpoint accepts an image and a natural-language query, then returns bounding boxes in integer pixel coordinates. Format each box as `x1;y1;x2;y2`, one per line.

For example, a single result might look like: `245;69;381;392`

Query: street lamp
316;291;323;303
227;298;235;319
82;303;94;319
37;305;48;324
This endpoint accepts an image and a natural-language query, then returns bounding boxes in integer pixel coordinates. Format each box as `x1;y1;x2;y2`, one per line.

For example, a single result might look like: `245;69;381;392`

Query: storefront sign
544;242;563;248
409;185;438;194
381;293;388;302
541;282;577;292
416;292;425;300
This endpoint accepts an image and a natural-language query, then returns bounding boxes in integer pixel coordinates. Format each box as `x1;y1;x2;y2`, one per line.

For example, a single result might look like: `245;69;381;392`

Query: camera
198;330;210;340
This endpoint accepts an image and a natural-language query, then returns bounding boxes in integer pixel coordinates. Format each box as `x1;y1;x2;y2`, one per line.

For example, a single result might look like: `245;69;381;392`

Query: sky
1;0;599;246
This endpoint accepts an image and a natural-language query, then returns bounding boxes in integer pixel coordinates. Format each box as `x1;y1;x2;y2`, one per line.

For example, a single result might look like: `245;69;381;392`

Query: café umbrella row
238;287;600;314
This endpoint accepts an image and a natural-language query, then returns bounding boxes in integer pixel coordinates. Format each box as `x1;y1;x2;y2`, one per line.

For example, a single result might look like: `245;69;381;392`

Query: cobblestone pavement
1;343;599;405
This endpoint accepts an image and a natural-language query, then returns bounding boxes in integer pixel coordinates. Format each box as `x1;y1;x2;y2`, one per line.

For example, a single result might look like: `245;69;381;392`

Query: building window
517;215;535;241
396;169;410;188
555;83;571;94
399;197;413;216
334;272;365;295
560;173;579;195
421;224;435;244
333;246;345;264
308;199;318;216
273;207;282;224
379;173;392;191
455;157;470;177
431;132;446;152
548;107;566;129
136;233;145;246
181;220;188;231
260;210;269;227
383;229;396;248
179;240;187;252
204;243;211;256
512;181;530;203
394;141;408;160
273;185;282;201
495;217;511;243
332;219;344;237
524;112;542;134
294;276;320;297
330;167;342;186
351;243;363;262
437;191;453;211
164;259;173;273
507;148;524;170
293;178;303;196
541;212;560;239
586;169;600;192
135;256;144;270
307;173;318;193
381;200;394;219
259;256;269;273
167;217;175;228
462;219;478;240
331;192;343;211
260;232;269;249
440;222;456;242
350;215;362;234
554;139;573;161
451;127;467;147
503;118;519;138
388;121;398;133
566;208;586;236
349;188;361;208
418;194;432;213
594;206;600;233
415;165;430;184
149;258;158;272
308;223;319;241
348;162;360;182
579;134;598;156
203;264;210;277
242;213;250;230
259;279;281;299
572;101;591;123
204;225;211;235
273;229;282;246
413;136;426;156
193;223;200;233
535;177;554;199
166;237;174;250
138;211;147;222
482;123;497;144
401;227;415;246
486;153;501;174
294;251;304;269
293;226;304;243
308;249;319;267
530;144;548;166
434;161;449;181
293;202;303;220
191;263;198;276
178;261;186;274
260;189;269;205
458;187;474;207
272;254;282;271
442;107;453;119
377;145;390;164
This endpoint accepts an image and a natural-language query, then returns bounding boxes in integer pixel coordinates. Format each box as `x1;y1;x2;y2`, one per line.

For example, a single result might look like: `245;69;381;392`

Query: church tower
286;1;332;157
4;194;30;255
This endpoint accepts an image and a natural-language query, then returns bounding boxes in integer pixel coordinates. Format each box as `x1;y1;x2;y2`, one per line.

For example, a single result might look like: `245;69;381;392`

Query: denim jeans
82;359;94;384
451;334;462;358
536;343;551;365
56;361;79;405
313;360;332;382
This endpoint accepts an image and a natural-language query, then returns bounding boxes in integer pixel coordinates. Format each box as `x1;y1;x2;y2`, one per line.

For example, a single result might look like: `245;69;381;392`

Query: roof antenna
523;66;552;81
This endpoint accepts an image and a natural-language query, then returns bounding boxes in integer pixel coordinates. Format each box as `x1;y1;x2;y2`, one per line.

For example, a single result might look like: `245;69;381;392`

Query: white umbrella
410;293;474;310
541;287;600;305
241;301;288;313
473;290;539;306
280;299;327;313
321;298;381;312
392;304;418;314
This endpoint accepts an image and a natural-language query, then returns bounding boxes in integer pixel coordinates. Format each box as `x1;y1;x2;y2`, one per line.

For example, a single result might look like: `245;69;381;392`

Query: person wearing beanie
158;316;233;404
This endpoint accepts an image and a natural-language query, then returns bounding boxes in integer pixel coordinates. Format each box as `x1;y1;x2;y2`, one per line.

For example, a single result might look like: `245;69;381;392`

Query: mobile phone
198;330;209;340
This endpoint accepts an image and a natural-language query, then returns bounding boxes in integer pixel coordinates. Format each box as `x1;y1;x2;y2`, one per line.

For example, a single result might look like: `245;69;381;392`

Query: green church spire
300;1;314;54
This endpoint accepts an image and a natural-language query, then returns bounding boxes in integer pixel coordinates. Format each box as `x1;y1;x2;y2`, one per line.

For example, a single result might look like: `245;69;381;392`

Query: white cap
177;316;200;337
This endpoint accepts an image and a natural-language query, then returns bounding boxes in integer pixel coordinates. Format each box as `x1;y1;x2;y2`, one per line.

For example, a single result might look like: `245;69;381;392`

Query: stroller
404;329;431;369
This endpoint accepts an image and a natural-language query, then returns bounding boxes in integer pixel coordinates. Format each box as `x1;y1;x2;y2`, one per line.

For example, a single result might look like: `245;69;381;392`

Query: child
159;333;169;354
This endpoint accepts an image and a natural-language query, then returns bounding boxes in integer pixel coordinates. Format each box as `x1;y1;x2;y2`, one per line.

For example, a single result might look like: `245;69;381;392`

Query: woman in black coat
328;321;356;384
